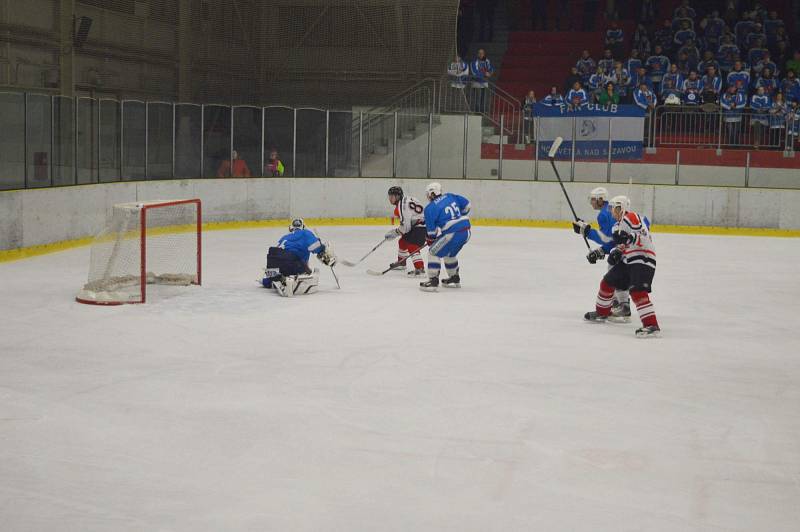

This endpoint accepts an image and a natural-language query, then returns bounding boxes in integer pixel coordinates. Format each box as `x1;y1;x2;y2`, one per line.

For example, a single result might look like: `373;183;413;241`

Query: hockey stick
548;136;590;250
366;244;428;276
340;237;388;267
312;229;341;289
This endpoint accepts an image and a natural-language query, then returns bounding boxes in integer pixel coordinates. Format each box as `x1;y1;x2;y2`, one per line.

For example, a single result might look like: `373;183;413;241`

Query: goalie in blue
419;182;472;292
261;218;336;297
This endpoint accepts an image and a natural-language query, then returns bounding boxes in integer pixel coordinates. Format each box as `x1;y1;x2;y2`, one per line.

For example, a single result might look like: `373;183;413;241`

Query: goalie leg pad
273;272;319;297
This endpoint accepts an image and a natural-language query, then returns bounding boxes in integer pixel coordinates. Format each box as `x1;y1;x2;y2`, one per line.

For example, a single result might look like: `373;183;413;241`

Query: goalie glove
573;219;591;237
317;242;337;266
586;248;605;264
385;228;400;240
607;247;623;266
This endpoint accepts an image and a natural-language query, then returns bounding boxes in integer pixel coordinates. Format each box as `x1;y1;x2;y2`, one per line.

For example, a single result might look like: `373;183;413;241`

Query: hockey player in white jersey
583;196;661;337
383;186;427;276
573;187;632;319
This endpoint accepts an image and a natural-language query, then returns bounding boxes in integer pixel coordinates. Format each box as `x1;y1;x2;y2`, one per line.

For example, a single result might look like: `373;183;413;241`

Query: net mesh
78;200;200;304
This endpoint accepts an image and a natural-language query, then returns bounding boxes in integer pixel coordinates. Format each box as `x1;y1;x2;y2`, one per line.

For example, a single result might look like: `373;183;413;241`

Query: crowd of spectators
524;1;800;142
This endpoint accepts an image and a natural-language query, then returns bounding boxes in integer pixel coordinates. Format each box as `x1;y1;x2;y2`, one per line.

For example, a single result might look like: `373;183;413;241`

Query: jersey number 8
408;200;423;214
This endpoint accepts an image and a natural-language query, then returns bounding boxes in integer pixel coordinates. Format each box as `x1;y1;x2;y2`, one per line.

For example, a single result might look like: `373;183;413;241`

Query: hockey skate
419;277;439;292
609;302;631;323
584;311;608;323
408;267;426;277
441;274;461;288
635;325;661;338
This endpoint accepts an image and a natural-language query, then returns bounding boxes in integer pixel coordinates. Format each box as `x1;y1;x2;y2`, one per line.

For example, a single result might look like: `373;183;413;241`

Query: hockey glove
573;219;591;237
426;236;435;247
385;229;400;240
586;248;605;264
612;229;635;246
607;247;623;266
317;242;337;266
318;250;336;266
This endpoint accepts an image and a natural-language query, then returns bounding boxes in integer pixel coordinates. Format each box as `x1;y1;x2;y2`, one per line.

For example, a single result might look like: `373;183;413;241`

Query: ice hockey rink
1;225;799;531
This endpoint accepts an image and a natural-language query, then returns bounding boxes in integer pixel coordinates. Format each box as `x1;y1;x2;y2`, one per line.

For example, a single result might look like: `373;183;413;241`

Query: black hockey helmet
388;186;403;197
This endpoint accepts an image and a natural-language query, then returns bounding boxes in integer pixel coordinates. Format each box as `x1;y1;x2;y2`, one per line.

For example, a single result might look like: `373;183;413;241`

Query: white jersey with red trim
614;210;656;268
393;195;426;235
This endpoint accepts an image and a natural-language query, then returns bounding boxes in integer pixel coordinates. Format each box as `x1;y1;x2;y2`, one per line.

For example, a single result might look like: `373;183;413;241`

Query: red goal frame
76;198;202;305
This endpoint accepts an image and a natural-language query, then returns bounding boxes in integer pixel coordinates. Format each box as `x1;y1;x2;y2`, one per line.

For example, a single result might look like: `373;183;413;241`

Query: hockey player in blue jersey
419;182;471;292
261;218;337;297
572;187;631;319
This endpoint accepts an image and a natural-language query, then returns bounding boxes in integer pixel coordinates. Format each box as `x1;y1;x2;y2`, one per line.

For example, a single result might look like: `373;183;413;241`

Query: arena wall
1;178;799;256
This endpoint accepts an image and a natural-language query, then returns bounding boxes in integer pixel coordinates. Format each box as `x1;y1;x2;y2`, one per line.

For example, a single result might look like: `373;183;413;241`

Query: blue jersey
587;203;616;252
424;193;471;238
277;229;324;263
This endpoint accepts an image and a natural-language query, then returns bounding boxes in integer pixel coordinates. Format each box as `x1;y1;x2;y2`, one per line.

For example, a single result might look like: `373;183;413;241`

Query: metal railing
653;104;796;153
0;90;797;191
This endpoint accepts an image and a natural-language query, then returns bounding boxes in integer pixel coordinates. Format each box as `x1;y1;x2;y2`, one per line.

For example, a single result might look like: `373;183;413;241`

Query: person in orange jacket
217;150;251;177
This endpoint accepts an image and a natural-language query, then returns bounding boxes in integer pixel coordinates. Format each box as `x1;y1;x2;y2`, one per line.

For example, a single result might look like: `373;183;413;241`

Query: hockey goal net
76;199;202;305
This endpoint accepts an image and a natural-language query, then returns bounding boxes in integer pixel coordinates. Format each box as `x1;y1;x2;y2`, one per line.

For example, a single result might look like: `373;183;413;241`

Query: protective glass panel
122;101;146;180
175;104;201;178
77;97;98;185
498;110;535;182
432;113;468;180
465;114;499;179
295;109;325;177
99;100;120;183
203;105;231;178
264;107;293;177
328;110;357;177
26;93;52;188
232;106;261;177
534;115;573;183
395;112;431;178
0;92;25;190
53;96;75;186
573;115;612;184
360;112;394;178
147;103;174;180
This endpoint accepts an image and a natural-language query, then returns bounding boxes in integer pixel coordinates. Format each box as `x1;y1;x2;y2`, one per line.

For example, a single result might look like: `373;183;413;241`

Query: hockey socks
595;280;615;317
631;290;659;329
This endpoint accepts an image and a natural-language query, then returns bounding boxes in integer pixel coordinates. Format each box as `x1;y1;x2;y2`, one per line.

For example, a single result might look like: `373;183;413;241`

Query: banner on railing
534;104;646;160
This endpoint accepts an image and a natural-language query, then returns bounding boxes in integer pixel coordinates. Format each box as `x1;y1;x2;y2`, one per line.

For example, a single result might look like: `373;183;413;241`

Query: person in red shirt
217;150;251;177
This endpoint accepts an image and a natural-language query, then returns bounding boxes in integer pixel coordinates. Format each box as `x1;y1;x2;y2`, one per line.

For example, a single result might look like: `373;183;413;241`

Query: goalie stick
548;136;590;250
312;229;341;289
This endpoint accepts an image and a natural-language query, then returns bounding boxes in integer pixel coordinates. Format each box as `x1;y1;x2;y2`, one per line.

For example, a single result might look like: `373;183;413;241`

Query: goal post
76;199;202;305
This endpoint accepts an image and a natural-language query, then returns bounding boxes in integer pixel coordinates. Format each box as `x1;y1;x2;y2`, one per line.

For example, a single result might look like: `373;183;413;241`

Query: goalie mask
289;218;305;232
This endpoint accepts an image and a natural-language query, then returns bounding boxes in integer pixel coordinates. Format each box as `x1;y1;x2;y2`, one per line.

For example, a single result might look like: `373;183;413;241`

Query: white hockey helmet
589;186;608;203
289;218;305;232
425;182;442;200
608;195;631;213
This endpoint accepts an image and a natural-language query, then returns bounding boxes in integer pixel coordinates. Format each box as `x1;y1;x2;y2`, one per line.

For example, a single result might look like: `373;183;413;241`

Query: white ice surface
1;226;799;532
